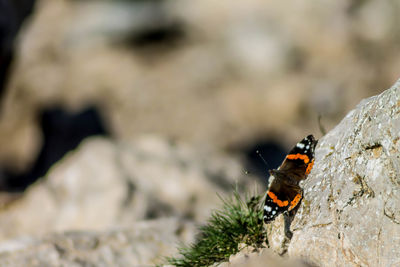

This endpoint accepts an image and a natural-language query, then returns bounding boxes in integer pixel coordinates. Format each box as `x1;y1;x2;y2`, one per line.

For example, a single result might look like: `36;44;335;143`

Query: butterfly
263;135;318;223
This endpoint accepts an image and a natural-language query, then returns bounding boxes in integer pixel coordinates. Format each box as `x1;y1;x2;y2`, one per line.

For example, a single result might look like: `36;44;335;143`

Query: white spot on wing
264;206;272;212
296;143;305;149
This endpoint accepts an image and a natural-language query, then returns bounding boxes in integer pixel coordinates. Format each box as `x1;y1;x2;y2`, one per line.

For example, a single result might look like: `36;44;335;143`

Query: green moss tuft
165;191;267;267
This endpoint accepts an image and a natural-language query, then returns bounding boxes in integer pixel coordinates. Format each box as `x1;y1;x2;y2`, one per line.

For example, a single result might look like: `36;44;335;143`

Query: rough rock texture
2;0;400;172
0;218;196;266
268;79;400;266
0;135;259;242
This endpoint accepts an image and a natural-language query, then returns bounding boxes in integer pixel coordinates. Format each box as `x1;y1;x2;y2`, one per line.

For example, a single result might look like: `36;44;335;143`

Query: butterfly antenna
318;114;327;135
256;150;271;170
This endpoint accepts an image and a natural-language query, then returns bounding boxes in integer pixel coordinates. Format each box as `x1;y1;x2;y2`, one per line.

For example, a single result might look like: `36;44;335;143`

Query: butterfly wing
263;172;303;223
263;135;317;223
278;135;318;182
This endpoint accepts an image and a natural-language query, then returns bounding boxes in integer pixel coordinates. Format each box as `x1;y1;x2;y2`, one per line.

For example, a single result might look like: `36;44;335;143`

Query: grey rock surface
0;135;259;242
269;79;400;266
0;218;196;266
219;246;312;267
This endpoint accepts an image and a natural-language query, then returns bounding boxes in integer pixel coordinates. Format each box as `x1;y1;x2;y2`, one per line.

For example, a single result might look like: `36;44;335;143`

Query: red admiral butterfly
263;135;318;223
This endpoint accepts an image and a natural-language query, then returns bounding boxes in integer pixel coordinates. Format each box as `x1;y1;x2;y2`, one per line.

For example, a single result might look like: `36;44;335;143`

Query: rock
268;79;400;266
0;135;259;242
2;0;400;174
219;246;312;267
0;218;196;266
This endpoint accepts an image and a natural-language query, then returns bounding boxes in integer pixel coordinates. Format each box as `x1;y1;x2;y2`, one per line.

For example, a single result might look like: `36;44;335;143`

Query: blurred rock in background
0;0;399;264
0;136;259;242
1;0;400;190
0;0;35;97
0;218;197;266
3;106;108;191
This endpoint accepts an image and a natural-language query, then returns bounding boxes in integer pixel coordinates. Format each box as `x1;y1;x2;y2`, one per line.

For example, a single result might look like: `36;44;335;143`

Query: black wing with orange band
263;135;318;223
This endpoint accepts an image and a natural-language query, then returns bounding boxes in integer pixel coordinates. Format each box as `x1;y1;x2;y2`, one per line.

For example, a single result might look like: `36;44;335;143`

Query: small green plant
165;191;267;267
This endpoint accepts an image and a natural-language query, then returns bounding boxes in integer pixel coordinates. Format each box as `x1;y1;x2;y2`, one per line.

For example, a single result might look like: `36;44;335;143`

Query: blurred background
0;0;399;211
